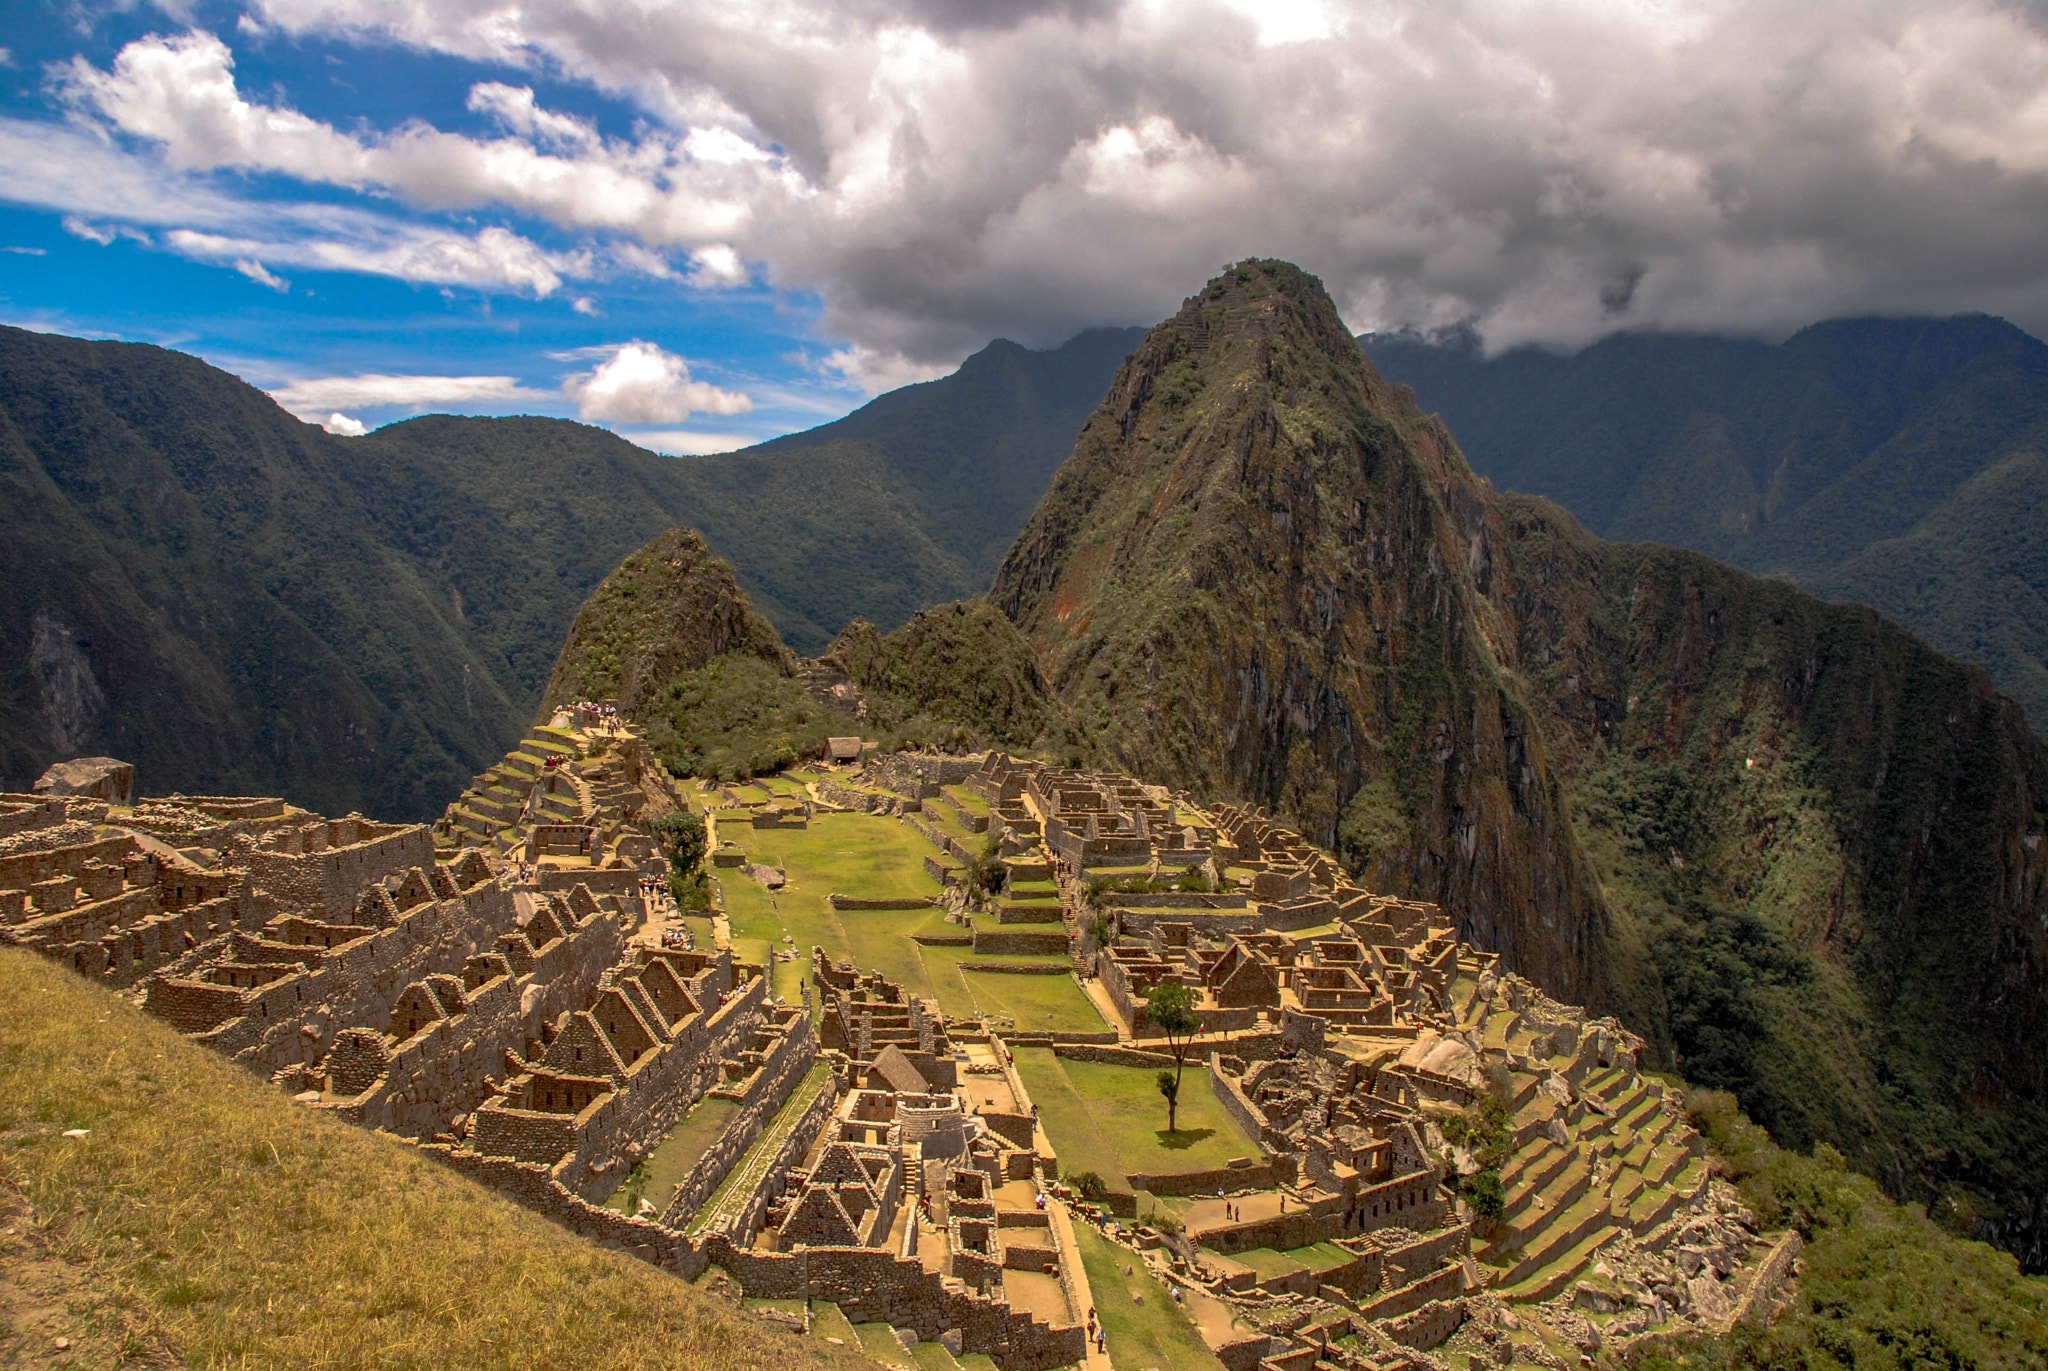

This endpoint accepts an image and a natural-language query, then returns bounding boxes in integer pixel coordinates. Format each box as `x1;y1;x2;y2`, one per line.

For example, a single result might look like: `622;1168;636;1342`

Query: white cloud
322;411;368;435
266;371;543;421
562;341;752;423
822;343;952;395
25;2;2048;364
687;243;747;288
234;257;289;291
624;429;758;456
3;120;582;297
61;216;119;245
168;224;576;295
1;246;46;255
571;295;599;315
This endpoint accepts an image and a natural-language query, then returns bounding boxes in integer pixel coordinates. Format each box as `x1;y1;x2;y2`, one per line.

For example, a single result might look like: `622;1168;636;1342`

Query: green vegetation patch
0;949;865;1371
1072;1222;1227;1371
960;969;1107;1034
1637;1088;2048;1370
1009;1049;1256;1181
604;1095;740;1215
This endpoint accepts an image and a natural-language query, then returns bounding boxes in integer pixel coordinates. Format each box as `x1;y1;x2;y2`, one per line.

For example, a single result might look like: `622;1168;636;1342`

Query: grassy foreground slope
0;948;870;1371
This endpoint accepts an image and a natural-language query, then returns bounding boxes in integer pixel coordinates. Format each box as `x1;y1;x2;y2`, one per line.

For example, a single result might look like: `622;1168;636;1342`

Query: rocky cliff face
992;260;1608;1002
993;261;2048;1257
541;528;794;717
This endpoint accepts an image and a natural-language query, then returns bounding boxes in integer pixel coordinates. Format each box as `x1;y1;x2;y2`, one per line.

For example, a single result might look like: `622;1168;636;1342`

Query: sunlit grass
0;949;869;1371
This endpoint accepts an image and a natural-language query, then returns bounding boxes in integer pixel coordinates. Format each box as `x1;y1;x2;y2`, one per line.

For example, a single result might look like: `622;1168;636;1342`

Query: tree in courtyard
1156;1070;1180;1132
1145;981;1202;1133
653;810;708;905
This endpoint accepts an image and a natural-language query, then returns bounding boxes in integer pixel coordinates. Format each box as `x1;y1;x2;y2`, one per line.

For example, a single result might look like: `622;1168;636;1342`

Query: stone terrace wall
338;915;626;1139
697;1073;840;1239
661;1010;820;1225
420;1143;709;1277
178;878;523;1074
706;1241;1086;1371
481;972;776;1201
240;824;434;917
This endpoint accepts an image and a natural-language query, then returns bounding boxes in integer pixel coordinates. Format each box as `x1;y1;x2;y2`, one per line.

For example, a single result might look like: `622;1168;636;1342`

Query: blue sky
6;0;2048;450
0;2;884;448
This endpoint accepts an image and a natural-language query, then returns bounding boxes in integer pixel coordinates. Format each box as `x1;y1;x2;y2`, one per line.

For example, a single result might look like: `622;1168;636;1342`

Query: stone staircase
438;727;592;853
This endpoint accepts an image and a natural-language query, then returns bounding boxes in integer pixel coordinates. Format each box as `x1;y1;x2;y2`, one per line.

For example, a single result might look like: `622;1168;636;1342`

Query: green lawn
808;1301;859;1344
1073;1223;1226;1371
960;969;1107;1034
1010;1049;1258;1184
603;1095;739;1214
919;947;1075;1021
852;1323;914;1368
941;785;989;818
1223;1247;1305;1280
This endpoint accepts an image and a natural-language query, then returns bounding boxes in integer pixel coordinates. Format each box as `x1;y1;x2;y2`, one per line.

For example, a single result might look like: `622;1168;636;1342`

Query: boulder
33;756;134;806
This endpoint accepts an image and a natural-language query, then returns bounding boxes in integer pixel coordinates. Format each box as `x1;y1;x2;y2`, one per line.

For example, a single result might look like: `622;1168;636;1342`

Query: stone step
1631;1156;1711;1234
1593;1069;1636;1104
1500;1138;1568;1193
1503;1191;1616;1288
1501;1222;1626;1304
1499;1131;1572;1196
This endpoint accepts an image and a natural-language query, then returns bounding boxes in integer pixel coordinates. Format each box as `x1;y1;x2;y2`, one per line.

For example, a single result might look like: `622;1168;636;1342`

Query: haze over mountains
1363;316;2048;731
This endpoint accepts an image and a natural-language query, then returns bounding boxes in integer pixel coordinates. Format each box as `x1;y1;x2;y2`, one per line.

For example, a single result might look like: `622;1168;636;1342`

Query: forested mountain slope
993;261;2048;1263
1361;316;2048;731
0;325;1131;814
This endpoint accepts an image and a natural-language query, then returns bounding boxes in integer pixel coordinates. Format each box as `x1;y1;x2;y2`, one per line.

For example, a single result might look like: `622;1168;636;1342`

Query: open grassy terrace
959;968;1108;1034
0;949;867;1371
1010;1048;1257;1183
604;1095;740;1214
710;799;1097;1028
1072;1221;1226;1371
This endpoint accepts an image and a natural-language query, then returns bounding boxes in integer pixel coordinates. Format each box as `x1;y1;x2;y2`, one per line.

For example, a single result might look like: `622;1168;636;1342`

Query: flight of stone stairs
437;725;590;854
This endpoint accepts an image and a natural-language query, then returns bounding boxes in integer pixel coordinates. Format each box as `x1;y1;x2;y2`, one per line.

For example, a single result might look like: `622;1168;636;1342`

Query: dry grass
0;948;875;1371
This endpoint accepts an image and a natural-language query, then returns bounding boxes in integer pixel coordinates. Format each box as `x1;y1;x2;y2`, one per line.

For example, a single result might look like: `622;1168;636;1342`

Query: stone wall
1130;1159;1281;1196
661;1015;822;1226
705;1241;1086;1371
972;929;1069;956
239;824;433;917
169;878;526;1075
477;971;774;1201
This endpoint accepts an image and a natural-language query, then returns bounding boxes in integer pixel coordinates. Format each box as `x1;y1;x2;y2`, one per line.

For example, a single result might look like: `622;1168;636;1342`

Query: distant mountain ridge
1361;314;2048;730
0;324;1135;814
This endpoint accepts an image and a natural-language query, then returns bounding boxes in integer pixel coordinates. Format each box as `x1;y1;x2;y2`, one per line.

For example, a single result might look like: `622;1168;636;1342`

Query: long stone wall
661;1014;822;1226
706;1241;1086;1371
239;824;434;917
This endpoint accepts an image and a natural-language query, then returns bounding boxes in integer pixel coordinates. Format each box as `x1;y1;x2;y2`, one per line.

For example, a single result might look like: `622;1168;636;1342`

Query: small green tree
1145;981;1202;1133
653;810;708;876
1155;1070;1182;1132
1463;1168;1505;1226
653;811;708;909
